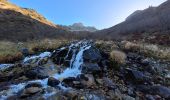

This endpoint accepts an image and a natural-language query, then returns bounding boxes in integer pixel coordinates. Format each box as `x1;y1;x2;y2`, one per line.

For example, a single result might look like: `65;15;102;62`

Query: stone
25;82;43;89
81;74;96;87
145;94;155;100
126;68;146;83
150;86;170;99
122;94;135;100
76;74;88;81
25;68;49;79
103;77;116;90
141;58;150;66
63;89;79;99
83;47;102;63
48;77;60;87
81;63;101;74
96;78;103;85
20;87;42;98
61;77;77;87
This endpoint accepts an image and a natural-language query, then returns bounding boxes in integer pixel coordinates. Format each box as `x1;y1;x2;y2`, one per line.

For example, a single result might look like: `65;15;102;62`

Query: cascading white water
0;40;91;99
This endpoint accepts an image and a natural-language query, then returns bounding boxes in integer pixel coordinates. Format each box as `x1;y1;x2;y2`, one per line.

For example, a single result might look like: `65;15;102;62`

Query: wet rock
25;67;49;79
48;77;60;87
150;86;170;99
81;63;101;74
62;77;77;87
83;47;102;63
52;48;69;65
81;74;96;88
25;82;43;89
20;87;43;98
76;74;88;81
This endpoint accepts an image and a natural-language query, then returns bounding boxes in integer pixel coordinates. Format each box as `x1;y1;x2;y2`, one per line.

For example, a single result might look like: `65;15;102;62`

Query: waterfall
0;40;91;99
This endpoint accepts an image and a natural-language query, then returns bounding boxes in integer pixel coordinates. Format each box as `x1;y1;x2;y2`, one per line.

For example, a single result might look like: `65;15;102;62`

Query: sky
10;0;167;29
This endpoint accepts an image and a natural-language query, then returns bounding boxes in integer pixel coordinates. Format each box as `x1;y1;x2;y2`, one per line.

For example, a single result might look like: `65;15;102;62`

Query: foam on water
0;64;14;71
23;52;51;63
54;45;91;79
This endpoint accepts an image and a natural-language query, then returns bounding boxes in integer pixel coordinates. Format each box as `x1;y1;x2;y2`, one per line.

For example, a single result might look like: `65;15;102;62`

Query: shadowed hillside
0;0;68;41
96;0;170;45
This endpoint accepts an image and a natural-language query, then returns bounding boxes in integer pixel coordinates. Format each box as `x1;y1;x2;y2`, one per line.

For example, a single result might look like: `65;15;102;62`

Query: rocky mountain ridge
60;23;98;32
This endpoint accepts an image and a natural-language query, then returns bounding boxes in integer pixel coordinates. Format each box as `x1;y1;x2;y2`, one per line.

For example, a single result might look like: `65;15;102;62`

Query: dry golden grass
121;41;170;61
0;39;70;63
110;50;127;64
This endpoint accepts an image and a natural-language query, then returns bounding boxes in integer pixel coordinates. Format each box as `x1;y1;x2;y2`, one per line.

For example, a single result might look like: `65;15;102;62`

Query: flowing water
0;40;92;99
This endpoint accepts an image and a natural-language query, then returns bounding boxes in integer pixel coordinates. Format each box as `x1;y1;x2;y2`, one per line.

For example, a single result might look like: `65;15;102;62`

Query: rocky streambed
0;40;170;100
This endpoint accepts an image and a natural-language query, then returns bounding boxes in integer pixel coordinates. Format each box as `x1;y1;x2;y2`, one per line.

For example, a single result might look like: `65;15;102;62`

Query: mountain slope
60;23;98;32
97;0;170;44
0;0;66;41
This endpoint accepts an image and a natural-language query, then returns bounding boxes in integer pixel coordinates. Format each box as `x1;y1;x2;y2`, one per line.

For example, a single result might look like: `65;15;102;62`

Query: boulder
125;68;146;83
62;77;77;87
83;47;102;63
80;74;96;88
25;67;49;79
20;87;43;98
81;63;101;74
48;77;60;87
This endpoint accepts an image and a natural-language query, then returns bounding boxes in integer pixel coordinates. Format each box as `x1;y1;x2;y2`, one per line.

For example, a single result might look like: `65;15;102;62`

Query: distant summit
60;23;98;32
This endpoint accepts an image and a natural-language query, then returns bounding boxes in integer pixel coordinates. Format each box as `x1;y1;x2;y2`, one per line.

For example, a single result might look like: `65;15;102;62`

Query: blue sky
10;0;166;29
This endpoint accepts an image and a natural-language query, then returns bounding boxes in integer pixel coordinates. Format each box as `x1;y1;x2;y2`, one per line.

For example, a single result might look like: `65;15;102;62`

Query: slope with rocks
0;40;169;99
0;0;67;41
97;0;170;45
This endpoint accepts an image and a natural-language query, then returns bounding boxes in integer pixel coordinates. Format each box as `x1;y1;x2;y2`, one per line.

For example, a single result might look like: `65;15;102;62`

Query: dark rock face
81;63;101;74
52;48;69;65
48;77;60;87
25;67;49;79
83;47;102;63
125;69;149;84
19;87;43;98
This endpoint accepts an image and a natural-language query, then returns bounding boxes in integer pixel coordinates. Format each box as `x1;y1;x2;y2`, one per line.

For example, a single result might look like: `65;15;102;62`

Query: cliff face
0;0;66;41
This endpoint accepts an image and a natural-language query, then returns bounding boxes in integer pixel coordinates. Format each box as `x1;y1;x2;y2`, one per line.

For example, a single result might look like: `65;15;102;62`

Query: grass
110;50;127;65
121;41;170;61
0;39;70;63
